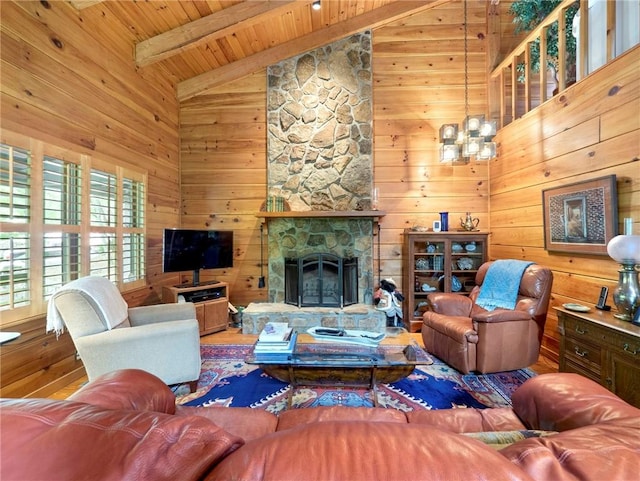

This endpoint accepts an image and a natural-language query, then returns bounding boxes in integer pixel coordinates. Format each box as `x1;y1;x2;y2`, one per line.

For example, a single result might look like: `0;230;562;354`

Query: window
0;233;30;310
0;131;147;324
122;177;145;283
90;169;117;227
42;156;82;298
1;141;31;310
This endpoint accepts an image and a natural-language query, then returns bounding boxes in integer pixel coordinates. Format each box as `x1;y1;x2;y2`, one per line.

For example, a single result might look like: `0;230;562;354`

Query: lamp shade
607;235;640;263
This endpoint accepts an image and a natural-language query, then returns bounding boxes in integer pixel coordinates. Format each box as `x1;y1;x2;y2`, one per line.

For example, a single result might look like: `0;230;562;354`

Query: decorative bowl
457;257;473;270
415;258;429;270
421;283;436;292
465;242;476;252
452;243;464;252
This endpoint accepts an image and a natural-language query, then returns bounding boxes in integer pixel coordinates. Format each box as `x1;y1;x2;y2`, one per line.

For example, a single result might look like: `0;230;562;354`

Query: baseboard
26;366;86;399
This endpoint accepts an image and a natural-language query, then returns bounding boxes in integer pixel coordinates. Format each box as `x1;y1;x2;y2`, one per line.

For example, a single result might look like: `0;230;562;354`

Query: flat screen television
163;229;233;286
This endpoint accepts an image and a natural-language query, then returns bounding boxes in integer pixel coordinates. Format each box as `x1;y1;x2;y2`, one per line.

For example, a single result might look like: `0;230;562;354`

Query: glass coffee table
246;328;422;408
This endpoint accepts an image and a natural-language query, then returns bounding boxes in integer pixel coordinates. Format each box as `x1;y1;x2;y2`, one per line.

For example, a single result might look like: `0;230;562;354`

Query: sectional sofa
1;369;638;480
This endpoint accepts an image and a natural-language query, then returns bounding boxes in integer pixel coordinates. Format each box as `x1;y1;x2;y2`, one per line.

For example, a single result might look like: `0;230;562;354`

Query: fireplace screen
285;254;358;308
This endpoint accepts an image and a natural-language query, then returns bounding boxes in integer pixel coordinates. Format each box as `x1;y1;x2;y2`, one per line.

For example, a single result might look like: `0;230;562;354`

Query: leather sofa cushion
206;421;534;481
512;373;640;431
0;398;243;481
176;405;279;441
276;406;407;431
407;406;526;433
69;368;177;414
500;417;640;481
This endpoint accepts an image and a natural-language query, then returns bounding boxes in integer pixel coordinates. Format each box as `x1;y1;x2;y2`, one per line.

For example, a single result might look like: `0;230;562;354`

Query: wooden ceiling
71;0;450;100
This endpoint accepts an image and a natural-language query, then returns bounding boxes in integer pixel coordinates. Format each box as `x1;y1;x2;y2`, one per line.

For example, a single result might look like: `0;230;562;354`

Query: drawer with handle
564;337;602;373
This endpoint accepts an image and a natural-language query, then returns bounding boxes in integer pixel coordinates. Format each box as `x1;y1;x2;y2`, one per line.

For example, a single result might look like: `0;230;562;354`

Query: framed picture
542;175;618;255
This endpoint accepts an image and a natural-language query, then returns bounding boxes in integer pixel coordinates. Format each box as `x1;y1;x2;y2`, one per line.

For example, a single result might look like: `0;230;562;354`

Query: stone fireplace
265;31;375;299
267;216;374;306
242;32;385;334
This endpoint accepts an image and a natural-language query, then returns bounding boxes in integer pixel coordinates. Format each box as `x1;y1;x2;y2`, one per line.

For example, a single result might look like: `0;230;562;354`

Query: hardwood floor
47;328;558;400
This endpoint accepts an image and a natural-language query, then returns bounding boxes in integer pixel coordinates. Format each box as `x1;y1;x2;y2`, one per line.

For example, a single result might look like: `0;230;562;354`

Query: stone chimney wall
267;31;373;211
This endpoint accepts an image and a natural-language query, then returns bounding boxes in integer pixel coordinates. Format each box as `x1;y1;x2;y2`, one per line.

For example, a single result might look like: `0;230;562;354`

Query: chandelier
439;0;497;163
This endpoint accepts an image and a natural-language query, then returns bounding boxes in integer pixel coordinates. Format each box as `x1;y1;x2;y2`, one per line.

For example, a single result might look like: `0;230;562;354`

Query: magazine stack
253;322;297;361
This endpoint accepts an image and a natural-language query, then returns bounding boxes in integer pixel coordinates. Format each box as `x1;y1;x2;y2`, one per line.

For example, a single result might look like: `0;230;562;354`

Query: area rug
175;344;535;415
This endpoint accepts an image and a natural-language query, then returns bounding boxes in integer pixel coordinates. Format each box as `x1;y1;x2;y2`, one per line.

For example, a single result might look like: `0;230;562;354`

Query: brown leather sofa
1;369;638;481
422;261;553;373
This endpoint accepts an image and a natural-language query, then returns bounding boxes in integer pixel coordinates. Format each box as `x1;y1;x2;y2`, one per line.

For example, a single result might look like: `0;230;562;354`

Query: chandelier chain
464;0;469;121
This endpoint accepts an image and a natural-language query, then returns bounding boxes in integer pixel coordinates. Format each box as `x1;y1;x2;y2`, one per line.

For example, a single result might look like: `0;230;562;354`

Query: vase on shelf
439;212;449;232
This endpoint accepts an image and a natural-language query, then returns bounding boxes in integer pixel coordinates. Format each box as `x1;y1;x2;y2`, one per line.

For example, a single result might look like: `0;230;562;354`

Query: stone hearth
241;302;386;335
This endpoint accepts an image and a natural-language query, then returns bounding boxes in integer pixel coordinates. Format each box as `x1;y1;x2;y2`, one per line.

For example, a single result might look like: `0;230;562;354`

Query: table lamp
606;218;640;322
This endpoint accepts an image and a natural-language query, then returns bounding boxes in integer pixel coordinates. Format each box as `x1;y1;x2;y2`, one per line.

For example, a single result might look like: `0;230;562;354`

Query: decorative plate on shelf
452;243;464;252
563;303;590;312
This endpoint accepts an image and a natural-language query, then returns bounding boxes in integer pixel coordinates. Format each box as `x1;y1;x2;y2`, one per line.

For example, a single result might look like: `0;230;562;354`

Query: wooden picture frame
542;175;618;255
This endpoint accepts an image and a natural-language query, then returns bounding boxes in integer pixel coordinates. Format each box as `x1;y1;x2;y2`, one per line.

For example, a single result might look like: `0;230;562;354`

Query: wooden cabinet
162;282;229;336
557;307;640;408
402;230;488;332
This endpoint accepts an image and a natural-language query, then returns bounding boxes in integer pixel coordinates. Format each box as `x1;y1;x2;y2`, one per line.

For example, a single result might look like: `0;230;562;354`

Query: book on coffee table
258;322;292;343
253;332;298;360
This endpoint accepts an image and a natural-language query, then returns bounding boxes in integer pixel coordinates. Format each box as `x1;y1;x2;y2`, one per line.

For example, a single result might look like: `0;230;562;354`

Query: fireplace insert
284;254;358;308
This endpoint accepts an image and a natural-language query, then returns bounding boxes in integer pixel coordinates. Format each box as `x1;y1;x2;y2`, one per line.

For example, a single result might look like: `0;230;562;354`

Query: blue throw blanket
475;260;534;311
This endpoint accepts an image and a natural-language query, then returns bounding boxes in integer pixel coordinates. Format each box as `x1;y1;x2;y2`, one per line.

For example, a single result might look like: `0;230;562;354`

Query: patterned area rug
175;345;535;415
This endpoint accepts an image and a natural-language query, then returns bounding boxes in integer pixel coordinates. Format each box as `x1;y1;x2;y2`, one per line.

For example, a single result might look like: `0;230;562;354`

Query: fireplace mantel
257;210;385;220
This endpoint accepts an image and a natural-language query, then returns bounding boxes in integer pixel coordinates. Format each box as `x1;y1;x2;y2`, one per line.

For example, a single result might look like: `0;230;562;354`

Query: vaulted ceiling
71;0;450;100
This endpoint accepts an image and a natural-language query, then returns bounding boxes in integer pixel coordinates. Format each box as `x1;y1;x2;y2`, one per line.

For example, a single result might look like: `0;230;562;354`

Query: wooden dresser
556;306;640;408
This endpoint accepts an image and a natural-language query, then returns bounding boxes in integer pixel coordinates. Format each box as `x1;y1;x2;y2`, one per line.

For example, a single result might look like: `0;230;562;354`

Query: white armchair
48;276;201;392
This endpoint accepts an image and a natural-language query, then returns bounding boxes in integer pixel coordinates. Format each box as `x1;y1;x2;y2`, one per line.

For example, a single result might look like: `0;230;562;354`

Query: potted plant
509;0;579;90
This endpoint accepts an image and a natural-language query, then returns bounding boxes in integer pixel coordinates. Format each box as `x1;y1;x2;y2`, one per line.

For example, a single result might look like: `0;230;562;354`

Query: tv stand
162;282;229;336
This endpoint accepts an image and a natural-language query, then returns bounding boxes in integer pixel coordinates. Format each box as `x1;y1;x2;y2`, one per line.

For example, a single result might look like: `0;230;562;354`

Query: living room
1;0;639;403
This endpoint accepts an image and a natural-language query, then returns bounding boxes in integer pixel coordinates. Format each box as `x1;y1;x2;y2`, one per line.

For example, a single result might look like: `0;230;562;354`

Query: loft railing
489;0;639;128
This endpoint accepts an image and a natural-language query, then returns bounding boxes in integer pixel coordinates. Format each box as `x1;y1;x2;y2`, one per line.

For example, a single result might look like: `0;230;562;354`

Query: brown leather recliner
422;261;553;374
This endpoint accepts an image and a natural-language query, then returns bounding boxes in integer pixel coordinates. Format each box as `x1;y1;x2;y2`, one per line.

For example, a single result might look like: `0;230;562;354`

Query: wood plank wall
372;2;490;281
180;72;268;307
490;46;640;362
0;1;181;397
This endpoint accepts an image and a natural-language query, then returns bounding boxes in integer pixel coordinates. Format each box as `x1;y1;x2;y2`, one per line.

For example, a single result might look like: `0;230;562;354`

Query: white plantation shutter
42;156;83;298
0;142;31;310
1;131;148;325
90;169;117;227
121;174;146;284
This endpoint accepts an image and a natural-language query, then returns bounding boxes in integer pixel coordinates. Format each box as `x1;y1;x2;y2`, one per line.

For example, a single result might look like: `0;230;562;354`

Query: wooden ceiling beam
135;0;312;68
178;0;449;101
